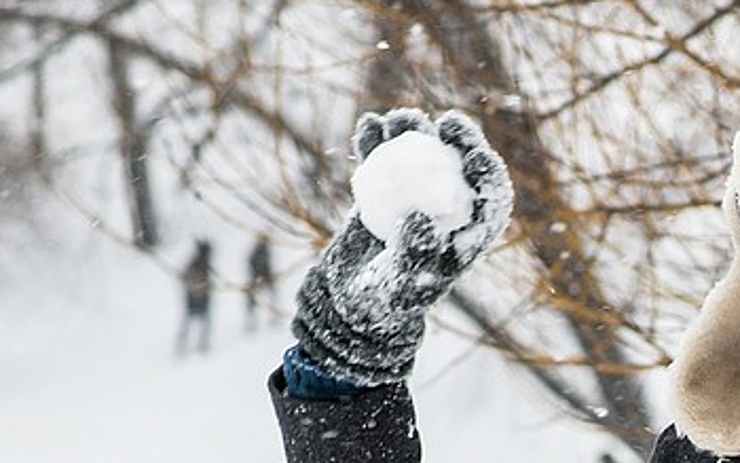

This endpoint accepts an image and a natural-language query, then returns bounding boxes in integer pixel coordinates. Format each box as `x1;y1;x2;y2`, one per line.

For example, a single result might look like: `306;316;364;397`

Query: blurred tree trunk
417;1;654;456
30;23;47;173
361;0;412;111
107;40;159;249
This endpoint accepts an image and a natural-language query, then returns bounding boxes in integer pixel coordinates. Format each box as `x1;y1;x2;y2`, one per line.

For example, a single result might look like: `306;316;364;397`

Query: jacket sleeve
268;367;422;463
648;424;740;462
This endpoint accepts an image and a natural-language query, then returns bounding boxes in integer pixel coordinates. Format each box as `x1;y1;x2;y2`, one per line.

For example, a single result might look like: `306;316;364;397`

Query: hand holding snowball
292;108;514;387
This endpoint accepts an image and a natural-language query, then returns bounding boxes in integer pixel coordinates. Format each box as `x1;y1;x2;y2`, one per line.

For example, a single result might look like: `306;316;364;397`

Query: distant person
177;239;213;354
245;233;277;330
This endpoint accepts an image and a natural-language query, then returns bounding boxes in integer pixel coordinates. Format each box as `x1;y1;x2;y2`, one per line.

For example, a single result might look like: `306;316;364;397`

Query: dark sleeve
268;367;422;463
648;424;740;462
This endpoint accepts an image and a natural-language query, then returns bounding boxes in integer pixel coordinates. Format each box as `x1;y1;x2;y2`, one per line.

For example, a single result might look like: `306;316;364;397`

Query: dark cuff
648;424;740;462
268;366;422;463
283;345;366;400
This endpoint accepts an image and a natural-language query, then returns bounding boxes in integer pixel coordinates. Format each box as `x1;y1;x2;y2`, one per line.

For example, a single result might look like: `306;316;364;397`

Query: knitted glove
292;108;514;387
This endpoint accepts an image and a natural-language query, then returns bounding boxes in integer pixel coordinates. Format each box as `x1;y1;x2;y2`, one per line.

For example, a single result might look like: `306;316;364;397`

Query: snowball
350;131;475;241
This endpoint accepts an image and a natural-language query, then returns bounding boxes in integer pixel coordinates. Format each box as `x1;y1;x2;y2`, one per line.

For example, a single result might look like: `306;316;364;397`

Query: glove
291;108;514;387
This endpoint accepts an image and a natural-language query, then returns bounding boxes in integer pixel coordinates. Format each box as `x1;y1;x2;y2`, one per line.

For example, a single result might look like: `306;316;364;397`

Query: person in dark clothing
245;233;277;330
177;239;213;354
269;109;738;462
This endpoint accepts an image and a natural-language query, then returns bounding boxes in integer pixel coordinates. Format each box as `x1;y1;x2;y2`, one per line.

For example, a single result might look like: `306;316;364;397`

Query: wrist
282;345;367;400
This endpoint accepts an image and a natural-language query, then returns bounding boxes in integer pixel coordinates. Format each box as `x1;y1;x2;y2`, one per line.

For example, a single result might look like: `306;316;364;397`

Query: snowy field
0;195;648;463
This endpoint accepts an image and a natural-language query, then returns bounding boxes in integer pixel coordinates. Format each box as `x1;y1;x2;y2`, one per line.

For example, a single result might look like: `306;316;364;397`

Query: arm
269;108;513;462
268;362;421;463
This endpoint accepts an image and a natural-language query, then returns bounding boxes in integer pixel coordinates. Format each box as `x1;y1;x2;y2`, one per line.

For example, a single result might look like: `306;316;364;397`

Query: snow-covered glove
292;108;514;387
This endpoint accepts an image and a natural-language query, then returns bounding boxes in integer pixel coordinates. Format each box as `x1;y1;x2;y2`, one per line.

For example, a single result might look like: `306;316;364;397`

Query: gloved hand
292;108;514;387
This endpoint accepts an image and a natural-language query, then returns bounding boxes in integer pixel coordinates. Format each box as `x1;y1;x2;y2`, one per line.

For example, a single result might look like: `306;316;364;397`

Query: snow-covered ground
0;206;292;463
0;195;644;462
